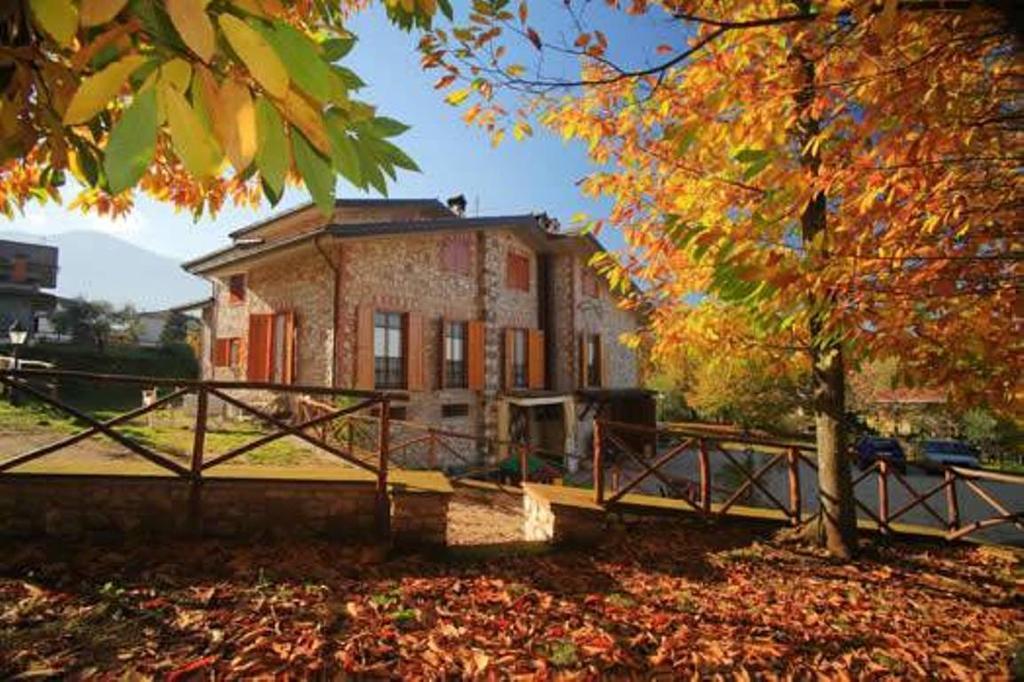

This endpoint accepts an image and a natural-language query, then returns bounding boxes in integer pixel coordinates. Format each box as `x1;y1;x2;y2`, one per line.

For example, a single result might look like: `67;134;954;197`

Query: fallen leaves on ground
0;522;1020;679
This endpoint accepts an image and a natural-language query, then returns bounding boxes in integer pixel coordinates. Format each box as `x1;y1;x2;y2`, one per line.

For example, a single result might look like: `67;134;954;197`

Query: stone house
183;198;652;466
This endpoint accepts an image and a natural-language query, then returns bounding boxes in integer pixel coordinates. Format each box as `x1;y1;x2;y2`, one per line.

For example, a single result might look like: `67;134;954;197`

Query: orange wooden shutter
282;312;296;384
406;312;424;391
438;318;446;388
504;328;515;390
355;305;374;389
247;314;273;381
213;339;230;367
577;334;588;388
467;320;485;390
528;329;545;389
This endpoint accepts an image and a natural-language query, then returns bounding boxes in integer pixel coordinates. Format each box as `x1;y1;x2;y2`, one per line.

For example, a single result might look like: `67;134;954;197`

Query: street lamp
8;320;27;406
8;320;27;368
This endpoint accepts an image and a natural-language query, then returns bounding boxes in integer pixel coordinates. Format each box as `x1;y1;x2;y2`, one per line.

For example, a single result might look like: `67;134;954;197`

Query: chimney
446;194;467;217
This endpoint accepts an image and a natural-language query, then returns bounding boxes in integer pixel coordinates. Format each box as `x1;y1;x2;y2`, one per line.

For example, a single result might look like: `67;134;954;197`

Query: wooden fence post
699;438;711;516
878;460;890;535
376;398;391;537
944;468;960;536
593;420;604;505
519;443;528;486
189;385;208;535
787;447;801;525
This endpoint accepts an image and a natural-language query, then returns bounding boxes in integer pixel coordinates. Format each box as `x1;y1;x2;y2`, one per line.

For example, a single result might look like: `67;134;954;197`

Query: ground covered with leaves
0;522;1020;679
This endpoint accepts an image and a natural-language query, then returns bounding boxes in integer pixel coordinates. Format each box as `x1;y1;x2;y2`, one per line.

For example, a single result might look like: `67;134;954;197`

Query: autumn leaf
63;55;149;124
166;0;216;62
219;14;290;99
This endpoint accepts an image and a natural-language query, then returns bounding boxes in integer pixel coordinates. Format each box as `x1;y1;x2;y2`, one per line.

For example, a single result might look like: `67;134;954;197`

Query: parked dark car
917;439;981;473
854;437;907;473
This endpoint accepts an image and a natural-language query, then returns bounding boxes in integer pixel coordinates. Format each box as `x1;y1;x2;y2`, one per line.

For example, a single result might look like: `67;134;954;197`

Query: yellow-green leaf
103;89;158;193
219;14;289;99
80;0;129;26
160;59;193;92
280;89;330;155
63;55;148;125
29;0;78;46
217;80;258;172
445;89;470;106
167;0;216;62
163;84;223;178
254;97;289;203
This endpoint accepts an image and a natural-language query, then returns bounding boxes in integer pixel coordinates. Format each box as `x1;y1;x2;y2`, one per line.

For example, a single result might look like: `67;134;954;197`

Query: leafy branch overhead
0;0;429;218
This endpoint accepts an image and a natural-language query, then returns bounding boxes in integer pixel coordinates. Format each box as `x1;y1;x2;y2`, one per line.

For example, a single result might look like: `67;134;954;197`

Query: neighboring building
0;239;58;340
183;198;652;465
867;388;951;437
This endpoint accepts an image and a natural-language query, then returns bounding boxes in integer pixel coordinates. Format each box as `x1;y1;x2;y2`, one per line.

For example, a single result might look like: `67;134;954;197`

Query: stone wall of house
207;243;335;387
548;254;578;393
0;474;449;545
572;257;640;389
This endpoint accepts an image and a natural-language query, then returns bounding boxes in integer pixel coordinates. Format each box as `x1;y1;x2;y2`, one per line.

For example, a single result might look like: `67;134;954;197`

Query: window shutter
467;320;485;390
214;339;230;367
282;312;296;384
577;334;588;388
598;334;608;388
355;304;374;389
247;314;274;382
504;328;515;390
438;318;447;389
406;312;424;391
528;329;545;389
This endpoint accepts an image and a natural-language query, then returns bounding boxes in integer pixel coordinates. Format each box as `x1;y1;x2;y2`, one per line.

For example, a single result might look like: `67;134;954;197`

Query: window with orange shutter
228;273;246;304
506;252;530;292
440;235;472;275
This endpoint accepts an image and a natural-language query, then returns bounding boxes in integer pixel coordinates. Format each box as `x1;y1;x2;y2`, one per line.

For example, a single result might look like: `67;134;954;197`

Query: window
214;338;241;368
228;273;246;304
586;334;602;387
374;311;405;389
510;328;528;388
442;403;469;418
11;257;28;283
582;268;600;298
440;235;472;275
506;252;530;291
443;320;468;388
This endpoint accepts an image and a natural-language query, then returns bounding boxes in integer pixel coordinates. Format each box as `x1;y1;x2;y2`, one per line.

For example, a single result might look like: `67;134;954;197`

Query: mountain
0;230;209;311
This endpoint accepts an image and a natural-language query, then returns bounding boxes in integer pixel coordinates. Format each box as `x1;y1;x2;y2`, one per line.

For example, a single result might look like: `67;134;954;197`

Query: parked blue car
854;437;907;473
917;439;981;472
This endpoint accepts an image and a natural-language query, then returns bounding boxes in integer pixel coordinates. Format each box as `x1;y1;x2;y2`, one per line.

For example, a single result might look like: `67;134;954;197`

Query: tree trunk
795;0;857;558
809;327;858;559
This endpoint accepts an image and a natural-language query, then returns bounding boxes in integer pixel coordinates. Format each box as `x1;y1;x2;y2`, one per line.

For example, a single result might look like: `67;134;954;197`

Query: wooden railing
0;369;405;533
296;396;569;485
594;419;1024;544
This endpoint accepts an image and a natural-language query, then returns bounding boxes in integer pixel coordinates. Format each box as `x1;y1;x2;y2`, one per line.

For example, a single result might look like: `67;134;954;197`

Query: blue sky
5;3;679;263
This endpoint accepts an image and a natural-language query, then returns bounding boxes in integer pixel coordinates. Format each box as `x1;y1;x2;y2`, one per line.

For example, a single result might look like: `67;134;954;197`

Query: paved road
602;447;1024;546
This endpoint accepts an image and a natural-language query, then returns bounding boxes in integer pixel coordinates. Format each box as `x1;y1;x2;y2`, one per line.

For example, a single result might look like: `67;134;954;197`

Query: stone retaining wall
0;474;449;546
523;486;605;545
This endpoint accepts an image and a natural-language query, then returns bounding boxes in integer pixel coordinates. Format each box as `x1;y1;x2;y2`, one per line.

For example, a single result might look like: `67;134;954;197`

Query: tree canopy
422;0;1021;414
0;0;442;219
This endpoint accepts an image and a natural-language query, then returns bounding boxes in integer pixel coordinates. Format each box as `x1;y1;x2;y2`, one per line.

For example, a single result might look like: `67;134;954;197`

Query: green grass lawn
0;398;318;467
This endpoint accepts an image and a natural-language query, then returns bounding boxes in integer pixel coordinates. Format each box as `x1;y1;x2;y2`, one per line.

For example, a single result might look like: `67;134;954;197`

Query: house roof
182;213;564;275
226;198;450;239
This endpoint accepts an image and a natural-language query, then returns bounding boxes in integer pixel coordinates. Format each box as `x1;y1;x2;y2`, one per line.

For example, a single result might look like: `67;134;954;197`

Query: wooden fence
594;419;1024;544
296;396;568;485
0;369;405;533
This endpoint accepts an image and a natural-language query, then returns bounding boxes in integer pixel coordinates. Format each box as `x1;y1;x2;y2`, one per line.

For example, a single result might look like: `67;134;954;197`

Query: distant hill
0;230;209;311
